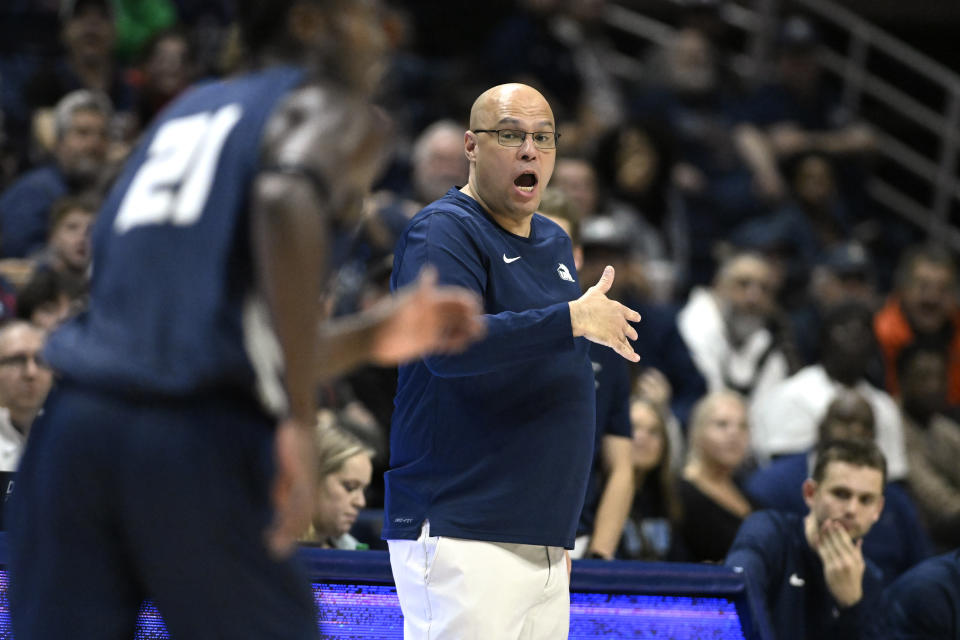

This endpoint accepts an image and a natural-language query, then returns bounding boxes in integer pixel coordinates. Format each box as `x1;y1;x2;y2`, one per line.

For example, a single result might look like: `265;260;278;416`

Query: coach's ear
464;130;478;162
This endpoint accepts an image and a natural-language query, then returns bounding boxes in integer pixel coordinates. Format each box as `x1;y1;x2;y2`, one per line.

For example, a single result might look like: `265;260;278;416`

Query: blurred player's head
235;0;388;96
465;84;558;221
803;439;885;542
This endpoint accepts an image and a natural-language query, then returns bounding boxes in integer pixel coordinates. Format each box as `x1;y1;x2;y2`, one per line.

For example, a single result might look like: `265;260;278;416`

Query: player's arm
257;88;484;385
587;434;635;559
254;88;481;557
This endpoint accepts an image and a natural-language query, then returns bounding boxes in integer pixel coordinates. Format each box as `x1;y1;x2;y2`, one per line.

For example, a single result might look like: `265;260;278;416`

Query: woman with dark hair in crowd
619;397;682;561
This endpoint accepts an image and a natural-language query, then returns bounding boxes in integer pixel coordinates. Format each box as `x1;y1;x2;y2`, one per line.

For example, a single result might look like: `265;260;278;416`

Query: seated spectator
676;390;753;562
128;27;197;131
301;417;375;551
633;27;785;286
618;397;681;561
552;156;667;274
0;1;62;175
578;213;706;428
39;194;96;294
726;439;887;640
740;15;876;161
0;320;53;471
746;390;931;586
24;0;134;145
751;300;908;480
482;0;627;153
678;250;796;409
15;269;79;331
730;153;855;305
791;242;879;366
898;344;960;551
874;244;960;405
883;549;960;639
374;119;469;231
592;118;677;236
0;89;110;258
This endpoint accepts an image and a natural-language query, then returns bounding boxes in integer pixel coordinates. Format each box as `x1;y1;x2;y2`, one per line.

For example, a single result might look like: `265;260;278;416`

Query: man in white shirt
679;251;794;409
751;301;908;479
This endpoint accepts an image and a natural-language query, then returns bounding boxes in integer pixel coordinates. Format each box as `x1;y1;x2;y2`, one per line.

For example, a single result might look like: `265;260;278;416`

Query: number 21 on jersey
114;104;242;234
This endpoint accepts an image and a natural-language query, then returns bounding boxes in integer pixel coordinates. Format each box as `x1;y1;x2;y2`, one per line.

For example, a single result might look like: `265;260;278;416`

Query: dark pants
6;382;317;639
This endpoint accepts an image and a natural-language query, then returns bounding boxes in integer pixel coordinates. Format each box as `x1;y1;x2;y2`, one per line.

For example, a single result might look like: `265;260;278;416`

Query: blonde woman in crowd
676;391;754;562
302;413;375;550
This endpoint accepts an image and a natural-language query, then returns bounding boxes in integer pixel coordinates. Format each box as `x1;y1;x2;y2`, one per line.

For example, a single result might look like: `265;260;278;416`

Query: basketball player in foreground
6;1;484;638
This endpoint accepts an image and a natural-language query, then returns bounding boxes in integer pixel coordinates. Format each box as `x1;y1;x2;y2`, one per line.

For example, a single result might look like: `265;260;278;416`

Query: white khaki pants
387;522;570;640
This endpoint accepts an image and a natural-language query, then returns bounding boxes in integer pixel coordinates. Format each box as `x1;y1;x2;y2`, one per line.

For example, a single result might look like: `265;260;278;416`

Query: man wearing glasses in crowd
0;321;51;472
384;83;643;640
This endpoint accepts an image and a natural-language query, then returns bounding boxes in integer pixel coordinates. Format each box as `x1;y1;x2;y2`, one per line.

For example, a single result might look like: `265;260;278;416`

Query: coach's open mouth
514;171;538;193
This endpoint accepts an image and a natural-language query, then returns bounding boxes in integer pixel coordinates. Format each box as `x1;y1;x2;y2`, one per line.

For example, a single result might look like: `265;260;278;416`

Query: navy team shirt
384;188;596;549
726;510;885;640
44;65;306;412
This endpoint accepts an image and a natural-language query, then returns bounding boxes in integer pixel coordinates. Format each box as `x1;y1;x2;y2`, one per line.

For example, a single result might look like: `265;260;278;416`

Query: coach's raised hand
569;265;642;362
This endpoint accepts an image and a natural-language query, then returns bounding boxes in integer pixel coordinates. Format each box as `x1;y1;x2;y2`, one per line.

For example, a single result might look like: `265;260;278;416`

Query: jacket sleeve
392;211;576;377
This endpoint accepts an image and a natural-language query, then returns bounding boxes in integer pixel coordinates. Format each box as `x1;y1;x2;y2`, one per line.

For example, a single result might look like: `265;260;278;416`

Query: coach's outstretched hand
569;265;642;362
369;266;486;365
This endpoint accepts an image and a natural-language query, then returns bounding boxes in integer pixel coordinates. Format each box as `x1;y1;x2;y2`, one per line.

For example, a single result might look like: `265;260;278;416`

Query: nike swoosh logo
503;254;521;263
789;573;805;587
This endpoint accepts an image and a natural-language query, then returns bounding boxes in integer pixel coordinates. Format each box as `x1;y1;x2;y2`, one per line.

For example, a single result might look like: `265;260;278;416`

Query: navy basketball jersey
44;65;307;414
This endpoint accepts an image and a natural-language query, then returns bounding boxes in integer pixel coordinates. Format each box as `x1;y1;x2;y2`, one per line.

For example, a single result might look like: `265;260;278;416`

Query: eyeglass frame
471;129;561;150
0;352;49;371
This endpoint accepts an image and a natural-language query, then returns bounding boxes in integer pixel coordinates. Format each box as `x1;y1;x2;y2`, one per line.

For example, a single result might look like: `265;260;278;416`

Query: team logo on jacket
557;263;574;282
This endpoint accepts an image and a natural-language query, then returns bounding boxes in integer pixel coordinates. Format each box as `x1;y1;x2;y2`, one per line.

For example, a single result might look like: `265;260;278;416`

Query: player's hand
569;266;642;362
369;266;486;365
816;519;865;608
265;418;318;559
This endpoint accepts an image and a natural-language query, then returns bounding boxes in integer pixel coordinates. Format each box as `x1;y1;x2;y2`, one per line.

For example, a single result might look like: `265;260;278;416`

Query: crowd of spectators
0;0;958;631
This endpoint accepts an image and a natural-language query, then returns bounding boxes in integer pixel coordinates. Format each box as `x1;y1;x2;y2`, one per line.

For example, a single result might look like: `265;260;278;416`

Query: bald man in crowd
384;83;642;639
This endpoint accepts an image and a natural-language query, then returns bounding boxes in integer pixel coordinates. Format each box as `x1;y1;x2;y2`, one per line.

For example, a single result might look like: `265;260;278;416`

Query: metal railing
604;0;960;251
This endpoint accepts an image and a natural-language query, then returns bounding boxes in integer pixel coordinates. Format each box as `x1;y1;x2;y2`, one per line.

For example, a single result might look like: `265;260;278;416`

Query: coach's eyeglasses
472;129;560;150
